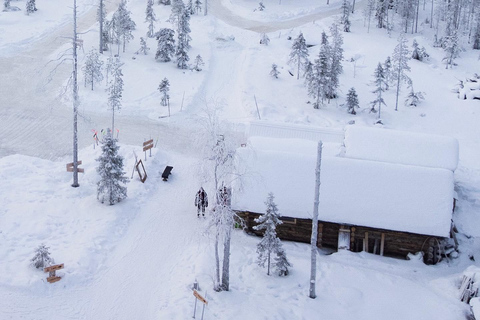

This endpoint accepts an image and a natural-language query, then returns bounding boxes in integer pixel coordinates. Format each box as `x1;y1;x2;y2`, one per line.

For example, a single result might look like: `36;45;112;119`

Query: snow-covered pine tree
102;20;112;52
31;244;54;269
289;32;309;80
155;28;175;62
82;49;104;90
25;0;36;15
274;244;291;276
411;39;421;60
443;31;460;69
254;193;283;276
326;23;344;101
194;0;202;14
136;37;150;55
346;87;359;115
392;33;411;111
170;0;185;28
404;84;425;106
260;33;270;45
363;0;376;32
375;0;388;29
383;56;392;90
106;58;124;131
113;0;136;55
370;62;387;118
270;63;280;78
145;0;156;38
158;77;170;106
304;60;313;86
308;32;330;109
341;0;351;32
419;46;429;61
96;129;128;205
193;54;204;71
176;10;191;69
186;0;194;15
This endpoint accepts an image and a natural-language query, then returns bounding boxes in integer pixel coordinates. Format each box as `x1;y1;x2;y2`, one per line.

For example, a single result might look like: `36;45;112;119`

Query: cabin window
280;217;297;224
338;227;351;250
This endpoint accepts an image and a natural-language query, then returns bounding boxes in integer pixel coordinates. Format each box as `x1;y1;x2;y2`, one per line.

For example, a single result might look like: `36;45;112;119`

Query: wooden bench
162;166;173;181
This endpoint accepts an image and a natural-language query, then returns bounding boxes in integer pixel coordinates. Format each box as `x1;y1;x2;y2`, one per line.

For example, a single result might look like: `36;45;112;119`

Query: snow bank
234;137;454;237
344;126;459;171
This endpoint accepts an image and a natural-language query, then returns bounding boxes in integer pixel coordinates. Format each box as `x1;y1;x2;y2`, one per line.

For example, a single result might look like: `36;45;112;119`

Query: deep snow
1;0;480;319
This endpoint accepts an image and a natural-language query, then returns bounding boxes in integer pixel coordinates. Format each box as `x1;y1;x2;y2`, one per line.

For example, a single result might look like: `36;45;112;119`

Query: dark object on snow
195;187;208;217
288;70;294;76
162;166;173;181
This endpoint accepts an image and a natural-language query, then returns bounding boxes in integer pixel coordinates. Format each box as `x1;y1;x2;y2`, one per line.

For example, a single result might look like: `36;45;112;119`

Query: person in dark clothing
195;187;208;217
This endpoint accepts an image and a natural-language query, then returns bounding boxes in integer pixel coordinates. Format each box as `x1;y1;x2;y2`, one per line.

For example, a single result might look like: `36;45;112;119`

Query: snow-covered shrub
31;244;54;269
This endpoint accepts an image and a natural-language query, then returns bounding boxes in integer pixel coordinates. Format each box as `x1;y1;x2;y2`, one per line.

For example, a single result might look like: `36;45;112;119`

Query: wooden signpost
66;161;84;173
44;263;64;283
143;139;153;161
193;290;208;319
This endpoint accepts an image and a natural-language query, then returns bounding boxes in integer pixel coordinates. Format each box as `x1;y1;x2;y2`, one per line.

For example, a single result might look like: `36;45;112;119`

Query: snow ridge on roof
344;126;459;171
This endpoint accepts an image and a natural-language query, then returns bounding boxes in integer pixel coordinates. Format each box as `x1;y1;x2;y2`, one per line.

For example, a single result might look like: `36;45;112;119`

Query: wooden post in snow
309;141;323;299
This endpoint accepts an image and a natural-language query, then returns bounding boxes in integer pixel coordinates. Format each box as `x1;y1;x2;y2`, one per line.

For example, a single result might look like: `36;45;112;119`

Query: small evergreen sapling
96;129;128;205
25;0;36;15
136;37;150;55
270;64;280;78
194;0;202;14
260;33;270;45
404;84;425;107
370;62;387;118
193;54;204;71
274;245;291;276
254;193;283;276
158;78;170;106
31;244;54;269
258;2;265;11
346;87;359;115
4;0;10;11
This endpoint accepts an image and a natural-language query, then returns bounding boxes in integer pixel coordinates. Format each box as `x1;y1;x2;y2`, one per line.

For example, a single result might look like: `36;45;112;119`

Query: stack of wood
459;274;478;303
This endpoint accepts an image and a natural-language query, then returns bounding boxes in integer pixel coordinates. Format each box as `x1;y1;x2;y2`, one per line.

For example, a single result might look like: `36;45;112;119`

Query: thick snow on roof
233;137;454;237
344;126;459;171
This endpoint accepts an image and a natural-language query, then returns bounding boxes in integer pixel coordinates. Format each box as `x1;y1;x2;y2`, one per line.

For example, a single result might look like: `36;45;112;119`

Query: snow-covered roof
344;126;459;171
233;137;454;237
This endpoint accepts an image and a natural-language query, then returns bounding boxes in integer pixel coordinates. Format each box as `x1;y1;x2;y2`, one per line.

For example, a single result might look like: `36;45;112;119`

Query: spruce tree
170;0;185;28
411;39;421;60
186;0;194;15
145;0;156;38
176;10;191;69
289;32;309;80
341;0;351;32
155;28;175;62
270;64;280;78
254;193;283;276
383;56;392;90
308;32;330;109
346;87;359;115
193;54;204;71
392;33;411;111
370;63;387;118
274;245;291;276
113;0;136;55
404;85;425;106
31;244;54;269
260;33;270;45
82;49;104;90
443;31;460;69
158;78;170;106
25;0;36;15
136;37;150;55
96;130;128;205
327;23;344;101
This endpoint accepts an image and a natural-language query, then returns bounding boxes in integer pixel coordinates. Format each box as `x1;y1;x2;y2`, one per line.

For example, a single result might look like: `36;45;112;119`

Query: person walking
195;187;208;217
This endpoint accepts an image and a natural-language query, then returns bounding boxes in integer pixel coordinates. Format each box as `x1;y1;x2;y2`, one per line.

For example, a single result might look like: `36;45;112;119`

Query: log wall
236;211;445;264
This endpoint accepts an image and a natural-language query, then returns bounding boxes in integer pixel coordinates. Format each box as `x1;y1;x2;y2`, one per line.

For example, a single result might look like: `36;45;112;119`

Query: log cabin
232;125;459;264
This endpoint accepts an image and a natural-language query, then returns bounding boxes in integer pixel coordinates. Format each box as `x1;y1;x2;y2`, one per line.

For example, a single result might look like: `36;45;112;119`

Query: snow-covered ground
1;0;480;318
